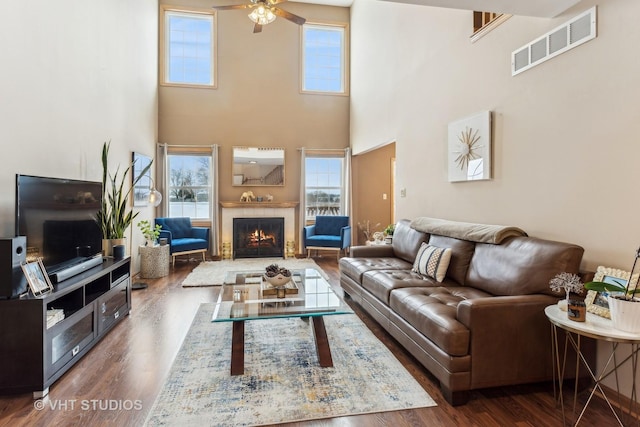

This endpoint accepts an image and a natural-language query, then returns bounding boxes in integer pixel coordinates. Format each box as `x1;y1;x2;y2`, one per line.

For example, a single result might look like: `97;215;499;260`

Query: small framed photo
132;152;152;207
585;266;637;319
21;259;53;297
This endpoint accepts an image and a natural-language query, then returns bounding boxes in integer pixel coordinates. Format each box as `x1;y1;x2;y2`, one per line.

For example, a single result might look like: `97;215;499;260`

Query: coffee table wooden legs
231;321;245;375
229;316;334;375
312;316;334;368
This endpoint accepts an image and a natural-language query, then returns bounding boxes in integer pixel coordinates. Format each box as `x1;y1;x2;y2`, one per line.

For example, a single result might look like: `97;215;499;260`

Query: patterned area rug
181;258;326;287
145;304;436;426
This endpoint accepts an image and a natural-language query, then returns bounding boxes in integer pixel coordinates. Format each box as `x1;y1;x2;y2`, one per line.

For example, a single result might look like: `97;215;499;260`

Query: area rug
181;258;326;287
144;304;436;426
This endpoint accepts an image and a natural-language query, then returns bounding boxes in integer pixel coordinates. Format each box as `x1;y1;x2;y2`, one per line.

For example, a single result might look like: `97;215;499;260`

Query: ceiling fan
212;0;306;33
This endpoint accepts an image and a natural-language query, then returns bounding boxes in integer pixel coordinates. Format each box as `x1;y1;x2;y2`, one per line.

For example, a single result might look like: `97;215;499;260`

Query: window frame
304;155;346;223
166;151;214;222
300;22;349;96
159;5;217;89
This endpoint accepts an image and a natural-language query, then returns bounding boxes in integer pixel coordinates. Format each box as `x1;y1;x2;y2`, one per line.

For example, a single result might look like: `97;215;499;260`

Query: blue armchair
303;215;351;260
154;217;210;266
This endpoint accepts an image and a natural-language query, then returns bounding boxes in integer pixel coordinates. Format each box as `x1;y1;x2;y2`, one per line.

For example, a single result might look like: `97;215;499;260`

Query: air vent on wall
512;6;596;76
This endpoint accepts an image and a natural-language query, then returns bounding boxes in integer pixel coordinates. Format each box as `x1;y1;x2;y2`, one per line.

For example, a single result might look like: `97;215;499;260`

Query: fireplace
233;217;285;259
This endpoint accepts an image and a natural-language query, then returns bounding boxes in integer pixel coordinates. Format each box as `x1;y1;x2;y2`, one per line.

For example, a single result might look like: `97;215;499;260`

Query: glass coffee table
212;268;352;375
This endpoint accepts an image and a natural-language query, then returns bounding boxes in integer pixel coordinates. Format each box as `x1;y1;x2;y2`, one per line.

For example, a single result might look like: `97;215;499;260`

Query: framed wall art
21;259;53;297
132;152;152;207
448;111;492;182
584;266;638;319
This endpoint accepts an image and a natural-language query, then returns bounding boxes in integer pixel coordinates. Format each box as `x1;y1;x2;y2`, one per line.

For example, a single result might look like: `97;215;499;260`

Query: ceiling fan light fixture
248;5;276;25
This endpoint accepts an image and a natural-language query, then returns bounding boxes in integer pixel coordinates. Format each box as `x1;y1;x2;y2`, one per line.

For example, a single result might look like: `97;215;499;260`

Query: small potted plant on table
585;247;640;333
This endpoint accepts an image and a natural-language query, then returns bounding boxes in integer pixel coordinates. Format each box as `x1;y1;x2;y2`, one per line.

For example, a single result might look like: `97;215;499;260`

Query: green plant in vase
137;220;162;246
585;247;640;333
96;141;152;255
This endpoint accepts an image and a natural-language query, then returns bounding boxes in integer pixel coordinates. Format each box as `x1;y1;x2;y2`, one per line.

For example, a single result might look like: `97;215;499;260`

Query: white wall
351;0;640;399
0;0;158;269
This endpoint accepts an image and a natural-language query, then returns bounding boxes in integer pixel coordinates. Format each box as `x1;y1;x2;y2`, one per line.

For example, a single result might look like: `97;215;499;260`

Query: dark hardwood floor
0;257;624;426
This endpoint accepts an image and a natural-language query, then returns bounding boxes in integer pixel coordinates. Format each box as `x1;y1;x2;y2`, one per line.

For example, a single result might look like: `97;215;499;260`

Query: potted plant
585;247;640;332
137;220;162;247
384;223;395;244
96;141;152;256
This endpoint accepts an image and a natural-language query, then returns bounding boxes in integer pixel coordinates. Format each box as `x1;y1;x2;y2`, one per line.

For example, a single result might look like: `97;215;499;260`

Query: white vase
609;296;640;333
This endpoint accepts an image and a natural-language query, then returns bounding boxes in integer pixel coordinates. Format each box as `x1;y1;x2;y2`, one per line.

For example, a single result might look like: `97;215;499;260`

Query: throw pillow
412;243;452;283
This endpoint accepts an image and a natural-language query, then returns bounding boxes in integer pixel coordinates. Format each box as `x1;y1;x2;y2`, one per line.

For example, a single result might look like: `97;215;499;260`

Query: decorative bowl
265;274;290;287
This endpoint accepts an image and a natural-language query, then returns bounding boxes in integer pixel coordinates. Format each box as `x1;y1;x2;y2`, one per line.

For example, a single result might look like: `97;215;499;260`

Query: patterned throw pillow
412;243;452;283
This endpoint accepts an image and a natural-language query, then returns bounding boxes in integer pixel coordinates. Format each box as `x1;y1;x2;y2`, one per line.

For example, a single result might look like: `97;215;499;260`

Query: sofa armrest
457;295;559;388
349;244;396;258
191;227;209;241
304;225;316;239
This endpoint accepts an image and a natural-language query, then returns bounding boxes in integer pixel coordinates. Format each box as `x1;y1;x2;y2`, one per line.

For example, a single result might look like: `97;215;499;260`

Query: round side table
139;244;170;279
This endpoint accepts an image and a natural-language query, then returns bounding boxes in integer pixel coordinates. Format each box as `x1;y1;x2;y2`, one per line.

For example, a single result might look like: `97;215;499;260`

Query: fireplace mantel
220;201;299;209
220;202;298;256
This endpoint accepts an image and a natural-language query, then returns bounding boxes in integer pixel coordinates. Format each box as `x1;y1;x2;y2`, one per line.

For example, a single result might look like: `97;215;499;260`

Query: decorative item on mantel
240;191;255;202
586;246;640;333
549;272;584;320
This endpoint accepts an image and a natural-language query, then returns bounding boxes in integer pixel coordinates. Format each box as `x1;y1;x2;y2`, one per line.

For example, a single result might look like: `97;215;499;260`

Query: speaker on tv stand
0;236;28;299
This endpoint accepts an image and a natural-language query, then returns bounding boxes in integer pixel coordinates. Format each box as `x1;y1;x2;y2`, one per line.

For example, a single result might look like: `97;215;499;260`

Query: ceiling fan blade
272;7;306;25
212;4;251;10
253;23;263;33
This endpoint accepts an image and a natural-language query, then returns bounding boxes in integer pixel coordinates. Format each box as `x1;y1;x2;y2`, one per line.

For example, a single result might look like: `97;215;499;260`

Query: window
167;154;212;220
301;23;348;95
305;157;344;221
161;7;216;88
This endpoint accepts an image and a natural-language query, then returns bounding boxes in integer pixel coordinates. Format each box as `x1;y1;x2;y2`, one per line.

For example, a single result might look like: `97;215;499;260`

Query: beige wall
351;0;639;271
0;1;158;270
158;1;350;207
352;142;395;245
351;0;640;398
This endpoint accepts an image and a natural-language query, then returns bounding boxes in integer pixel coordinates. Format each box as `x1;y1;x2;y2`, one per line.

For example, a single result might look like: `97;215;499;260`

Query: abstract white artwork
447;111;492;182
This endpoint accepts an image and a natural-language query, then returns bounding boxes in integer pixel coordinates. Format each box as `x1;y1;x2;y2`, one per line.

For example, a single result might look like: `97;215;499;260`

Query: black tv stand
0;257;131;398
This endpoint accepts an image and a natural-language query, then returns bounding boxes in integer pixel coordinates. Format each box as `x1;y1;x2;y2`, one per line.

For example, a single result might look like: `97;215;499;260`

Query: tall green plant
97;141;152;239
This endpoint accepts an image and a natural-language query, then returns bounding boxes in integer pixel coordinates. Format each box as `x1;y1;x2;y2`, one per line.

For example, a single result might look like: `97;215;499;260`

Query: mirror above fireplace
232;147;285;186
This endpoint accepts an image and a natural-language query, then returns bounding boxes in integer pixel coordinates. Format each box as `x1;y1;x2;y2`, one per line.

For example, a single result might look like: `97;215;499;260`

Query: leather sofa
339;218;590;405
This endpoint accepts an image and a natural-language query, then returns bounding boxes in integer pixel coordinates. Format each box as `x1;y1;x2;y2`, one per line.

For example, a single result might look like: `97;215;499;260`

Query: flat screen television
15;175;103;276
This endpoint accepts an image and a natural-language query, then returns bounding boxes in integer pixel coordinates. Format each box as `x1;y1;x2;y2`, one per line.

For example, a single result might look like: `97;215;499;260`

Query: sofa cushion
428;235;475;286
466;236;584;296
306;235;341;248
339;257;414;284
391;219;429;264
155;217;192;239
389;286;490;356
413;243;452;282
362;269;438;304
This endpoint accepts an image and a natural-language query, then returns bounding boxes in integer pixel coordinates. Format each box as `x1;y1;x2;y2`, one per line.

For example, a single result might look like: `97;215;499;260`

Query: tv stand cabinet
0;257;131;398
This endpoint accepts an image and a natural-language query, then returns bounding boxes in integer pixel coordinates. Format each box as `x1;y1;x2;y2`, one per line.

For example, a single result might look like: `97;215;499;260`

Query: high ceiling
292;0;583;17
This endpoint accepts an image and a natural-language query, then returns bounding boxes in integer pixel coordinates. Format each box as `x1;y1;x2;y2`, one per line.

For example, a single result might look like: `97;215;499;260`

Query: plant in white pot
96;141;152;256
137;220;162;247
585;247;640;333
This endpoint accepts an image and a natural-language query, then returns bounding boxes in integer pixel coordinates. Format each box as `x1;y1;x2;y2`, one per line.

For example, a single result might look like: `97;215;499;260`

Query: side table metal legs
551;324;640;426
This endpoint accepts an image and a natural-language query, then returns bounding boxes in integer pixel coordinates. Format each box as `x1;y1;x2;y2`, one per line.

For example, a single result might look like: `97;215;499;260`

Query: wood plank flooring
0;257;624;426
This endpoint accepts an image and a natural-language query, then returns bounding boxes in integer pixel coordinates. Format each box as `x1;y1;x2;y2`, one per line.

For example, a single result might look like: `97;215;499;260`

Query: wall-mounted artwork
447;111;492;182
132;152;152;206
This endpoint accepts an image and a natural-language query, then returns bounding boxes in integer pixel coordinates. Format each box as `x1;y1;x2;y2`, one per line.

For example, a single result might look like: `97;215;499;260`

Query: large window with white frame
305;156;344;222
160;6;216;88
167;153;213;220
301;23;348;95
